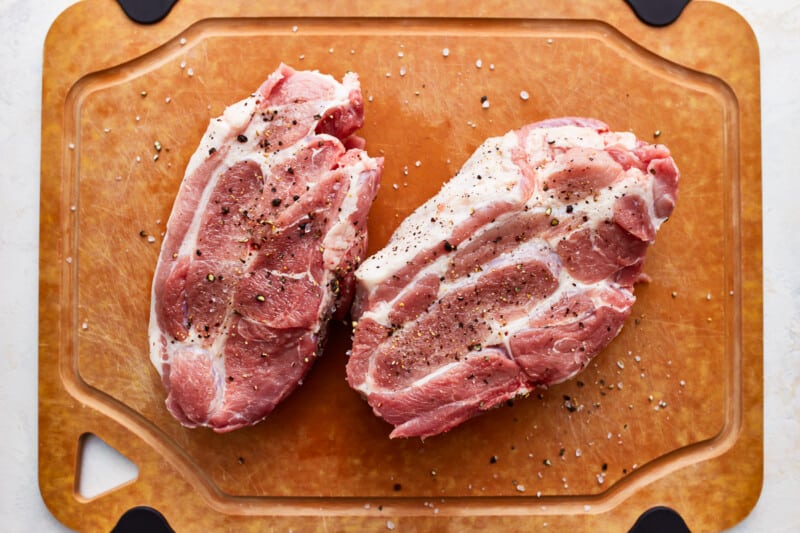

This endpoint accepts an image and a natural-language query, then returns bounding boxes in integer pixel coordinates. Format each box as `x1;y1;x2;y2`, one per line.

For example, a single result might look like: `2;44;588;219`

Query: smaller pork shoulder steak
150;64;383;432
346;117;678;439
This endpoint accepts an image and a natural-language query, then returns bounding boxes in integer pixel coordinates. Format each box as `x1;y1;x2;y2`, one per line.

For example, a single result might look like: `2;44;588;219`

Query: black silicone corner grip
625;0;691;27
628;506;692;533
116;0;178;24
111;506;174;533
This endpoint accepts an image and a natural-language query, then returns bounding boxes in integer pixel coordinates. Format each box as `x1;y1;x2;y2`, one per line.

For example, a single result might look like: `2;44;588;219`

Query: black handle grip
629;506;691;533
111;506;174;533
625;0;691;27
116;0;178;24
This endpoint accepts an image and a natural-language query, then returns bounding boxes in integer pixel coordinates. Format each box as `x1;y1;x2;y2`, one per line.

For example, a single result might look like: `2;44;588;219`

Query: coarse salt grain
329;48;334;53
398;51;404;58
516;484;526;492
442;48;450;57
617;360;625;369
165;96;172;103
180;60;186;69
475;58;483;68
147;235;156;243
415;160;421;167
65;257;72;264
187;68;194;77
399;67;407;77
386;520;395;530
292;25;298;32
520;90;530;101
392;183;399;190
482;100;490;109
81;322;88;330
179;37;187;45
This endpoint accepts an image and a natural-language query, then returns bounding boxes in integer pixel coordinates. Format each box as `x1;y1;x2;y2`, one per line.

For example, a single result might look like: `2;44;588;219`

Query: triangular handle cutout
76;433;139;500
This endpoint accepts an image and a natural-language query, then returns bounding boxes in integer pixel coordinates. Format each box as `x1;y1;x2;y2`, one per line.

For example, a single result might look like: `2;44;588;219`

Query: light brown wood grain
39;1;762;531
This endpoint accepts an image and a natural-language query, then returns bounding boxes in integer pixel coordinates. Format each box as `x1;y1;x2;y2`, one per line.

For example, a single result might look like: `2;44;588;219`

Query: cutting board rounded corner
701;1;761;52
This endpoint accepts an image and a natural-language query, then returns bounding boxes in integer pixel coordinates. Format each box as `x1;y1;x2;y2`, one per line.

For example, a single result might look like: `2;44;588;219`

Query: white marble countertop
1;1;797;531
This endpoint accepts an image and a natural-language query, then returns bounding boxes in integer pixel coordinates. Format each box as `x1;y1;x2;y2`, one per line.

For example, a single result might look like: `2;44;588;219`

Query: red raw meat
149;64;383;432
346;118;678;439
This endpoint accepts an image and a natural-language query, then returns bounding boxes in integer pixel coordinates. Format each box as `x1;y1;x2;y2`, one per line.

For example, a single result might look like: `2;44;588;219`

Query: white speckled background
1;1;796;531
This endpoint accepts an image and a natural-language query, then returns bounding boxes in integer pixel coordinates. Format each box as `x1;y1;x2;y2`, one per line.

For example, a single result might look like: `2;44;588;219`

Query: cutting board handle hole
75;433;139;501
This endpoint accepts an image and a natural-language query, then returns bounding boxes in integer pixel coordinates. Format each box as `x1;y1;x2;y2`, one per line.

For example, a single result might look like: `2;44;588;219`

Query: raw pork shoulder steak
150;64;383;432
347;117;678;439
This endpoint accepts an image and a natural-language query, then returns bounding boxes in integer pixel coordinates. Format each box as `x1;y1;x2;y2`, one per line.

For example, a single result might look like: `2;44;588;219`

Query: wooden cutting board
39;1;763;531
